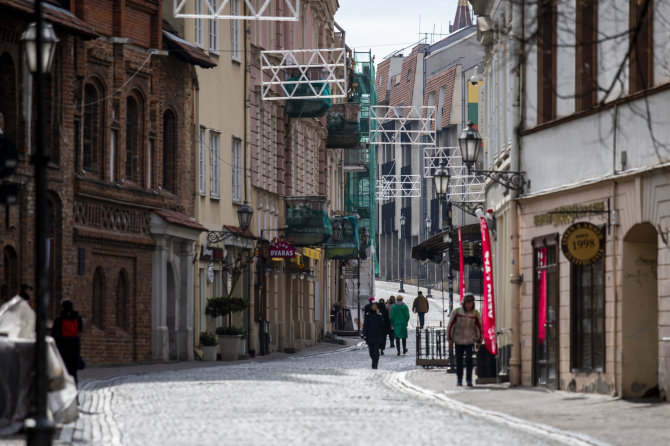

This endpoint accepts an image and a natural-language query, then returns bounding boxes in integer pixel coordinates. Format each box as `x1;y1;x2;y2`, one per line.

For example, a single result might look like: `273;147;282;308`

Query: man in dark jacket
362;303;386;369
52;300;83;384
412;291;429;328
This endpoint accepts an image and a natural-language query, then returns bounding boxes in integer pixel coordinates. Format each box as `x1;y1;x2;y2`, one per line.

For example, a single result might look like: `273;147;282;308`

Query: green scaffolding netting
286;205;333;247
345;51;379;274
285;77;332;118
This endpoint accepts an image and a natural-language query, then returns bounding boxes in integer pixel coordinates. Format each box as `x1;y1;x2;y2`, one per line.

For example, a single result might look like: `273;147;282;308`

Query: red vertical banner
458;226;465;302
479;215;498;355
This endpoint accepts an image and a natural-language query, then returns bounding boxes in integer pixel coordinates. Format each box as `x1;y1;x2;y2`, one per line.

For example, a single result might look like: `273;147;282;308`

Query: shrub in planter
206;297;251;325
215;326;247;336
199;332;218;346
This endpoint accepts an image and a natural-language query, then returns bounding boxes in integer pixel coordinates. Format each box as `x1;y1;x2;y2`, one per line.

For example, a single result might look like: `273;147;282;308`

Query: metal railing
416;327;450;367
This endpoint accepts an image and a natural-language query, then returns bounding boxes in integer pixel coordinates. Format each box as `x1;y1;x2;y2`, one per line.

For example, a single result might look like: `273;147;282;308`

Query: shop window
92;267;105;329
571;256;605;371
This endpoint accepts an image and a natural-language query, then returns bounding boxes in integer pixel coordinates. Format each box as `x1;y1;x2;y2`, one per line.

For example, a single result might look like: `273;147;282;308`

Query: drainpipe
612;104;619;395
508;0;524;387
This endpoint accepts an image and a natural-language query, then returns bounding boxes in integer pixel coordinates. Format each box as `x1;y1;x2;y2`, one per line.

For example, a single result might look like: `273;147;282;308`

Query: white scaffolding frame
370;106;436;146
174;0;300;21
260;48;347;100
422;147;485;203
375;174;422;199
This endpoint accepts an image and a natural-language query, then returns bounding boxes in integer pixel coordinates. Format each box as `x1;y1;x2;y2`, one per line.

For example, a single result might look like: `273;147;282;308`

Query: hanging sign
302;247;322;261
561;222;604;266
479;215;497;356
268;238;295;258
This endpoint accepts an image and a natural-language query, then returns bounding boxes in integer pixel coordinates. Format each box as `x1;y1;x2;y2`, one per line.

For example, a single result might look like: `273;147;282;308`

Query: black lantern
458;121;483;169
331;220;342;242
399;214;405;227
21;22;59;74
432;161;451;200
425;216;432;233
237;201;253;231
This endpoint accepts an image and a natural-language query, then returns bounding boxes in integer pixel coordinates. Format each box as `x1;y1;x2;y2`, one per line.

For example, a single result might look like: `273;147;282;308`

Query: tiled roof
163;30;216;68
425;65;457;128
154;209;207;231
0;0;98;39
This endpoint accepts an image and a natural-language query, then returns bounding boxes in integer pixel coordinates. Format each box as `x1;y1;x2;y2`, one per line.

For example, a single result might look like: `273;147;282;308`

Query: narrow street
69;282;582;446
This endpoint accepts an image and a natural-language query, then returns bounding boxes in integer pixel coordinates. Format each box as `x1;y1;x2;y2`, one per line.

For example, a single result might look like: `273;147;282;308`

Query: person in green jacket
389;295;410;355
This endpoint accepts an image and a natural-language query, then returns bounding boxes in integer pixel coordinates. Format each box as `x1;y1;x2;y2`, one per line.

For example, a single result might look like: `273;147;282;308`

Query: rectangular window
571;256;605;371
576;0;598;111
210;132;220;197
232;137;242;202
195;0;203;46
537;0;557;124
208;0;219;52
629;0;654;93
231;0;241;62
110;129;117;181
199;127;206;194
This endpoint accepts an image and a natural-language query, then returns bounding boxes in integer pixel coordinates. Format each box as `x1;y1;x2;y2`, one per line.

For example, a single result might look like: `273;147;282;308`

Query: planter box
239;336;247;357
202;345;217;361
218;335;242;361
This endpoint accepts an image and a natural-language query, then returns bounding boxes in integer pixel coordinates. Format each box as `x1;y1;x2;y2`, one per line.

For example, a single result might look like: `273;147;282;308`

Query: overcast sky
334;0;463;62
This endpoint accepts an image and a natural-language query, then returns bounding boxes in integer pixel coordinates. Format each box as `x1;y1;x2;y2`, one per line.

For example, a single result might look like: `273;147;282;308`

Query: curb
387;371;610;446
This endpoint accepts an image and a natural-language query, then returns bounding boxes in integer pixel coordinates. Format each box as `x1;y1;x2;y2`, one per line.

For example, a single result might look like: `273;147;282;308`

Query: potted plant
199;332;218;361
215;325;246;360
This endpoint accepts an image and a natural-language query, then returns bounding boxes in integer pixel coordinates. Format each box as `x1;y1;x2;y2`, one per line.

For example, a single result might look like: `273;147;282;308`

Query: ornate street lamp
21;9;59;446
458;121;528;192
432;160;451;200
237;201;253;231
331;220;343;242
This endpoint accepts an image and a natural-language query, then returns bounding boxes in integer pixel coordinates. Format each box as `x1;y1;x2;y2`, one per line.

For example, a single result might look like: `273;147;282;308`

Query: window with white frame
194;0;203;46
231;0;241;62
210;132;220;197
199;127;206;194
232;137;242;202
208;0;219;52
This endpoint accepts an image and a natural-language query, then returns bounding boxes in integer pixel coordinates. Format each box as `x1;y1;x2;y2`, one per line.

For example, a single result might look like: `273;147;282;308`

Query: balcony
325;216;360;260
284;77;333;118
326;103;361;149
343;144;369;172
285;196;332;246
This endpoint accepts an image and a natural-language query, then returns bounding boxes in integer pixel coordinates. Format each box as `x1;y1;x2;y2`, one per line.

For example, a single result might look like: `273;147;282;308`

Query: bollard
398;279;405;293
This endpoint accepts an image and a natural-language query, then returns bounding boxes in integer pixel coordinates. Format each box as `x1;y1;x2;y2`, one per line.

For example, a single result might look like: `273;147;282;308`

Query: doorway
533;236;559;388
622;223;658;398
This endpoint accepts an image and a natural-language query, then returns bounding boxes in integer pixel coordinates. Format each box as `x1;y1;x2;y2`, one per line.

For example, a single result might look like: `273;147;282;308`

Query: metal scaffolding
174;0;300;21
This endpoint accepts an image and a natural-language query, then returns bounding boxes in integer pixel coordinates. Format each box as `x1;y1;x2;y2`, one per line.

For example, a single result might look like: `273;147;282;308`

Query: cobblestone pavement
70;336;584;446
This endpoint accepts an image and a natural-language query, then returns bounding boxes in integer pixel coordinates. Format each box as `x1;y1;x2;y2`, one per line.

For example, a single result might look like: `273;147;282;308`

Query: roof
154;209;207;231
411;223;482;269
0;0;98;39
222;225;256;240
163;30;216;69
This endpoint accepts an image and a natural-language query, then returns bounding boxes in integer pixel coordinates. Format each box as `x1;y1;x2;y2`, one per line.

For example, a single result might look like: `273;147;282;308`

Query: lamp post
398;214;405;293
432;161;456;372
21;7;58;445
458;122;528;192
357;226;369;335
425;216;432;298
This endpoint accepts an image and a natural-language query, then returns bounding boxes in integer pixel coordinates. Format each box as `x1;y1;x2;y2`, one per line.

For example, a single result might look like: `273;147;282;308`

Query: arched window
92;267;105;329
2;245;19;302
83;82;104;176
116;270;129;331
162;110;177;192
125;95;143;183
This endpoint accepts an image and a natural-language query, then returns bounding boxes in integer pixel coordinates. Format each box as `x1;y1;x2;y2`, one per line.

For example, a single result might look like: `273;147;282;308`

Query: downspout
509;0;524;387
612;104;619;395
243;7;251;355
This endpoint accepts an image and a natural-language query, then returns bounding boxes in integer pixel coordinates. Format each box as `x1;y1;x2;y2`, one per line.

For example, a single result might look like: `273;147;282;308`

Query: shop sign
269;238;295;258
534;202;605;227
302;247;321;260
561;222;604;266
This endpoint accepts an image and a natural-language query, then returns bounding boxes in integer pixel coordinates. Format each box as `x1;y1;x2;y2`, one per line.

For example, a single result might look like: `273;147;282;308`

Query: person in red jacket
52;299;83;384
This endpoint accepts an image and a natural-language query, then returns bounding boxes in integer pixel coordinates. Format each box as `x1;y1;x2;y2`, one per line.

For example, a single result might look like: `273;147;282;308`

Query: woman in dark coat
52;300;83;384
377;298;389;356
362;303;386;369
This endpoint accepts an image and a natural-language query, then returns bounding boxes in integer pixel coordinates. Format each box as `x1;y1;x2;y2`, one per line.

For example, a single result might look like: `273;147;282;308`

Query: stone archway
622;222;658;398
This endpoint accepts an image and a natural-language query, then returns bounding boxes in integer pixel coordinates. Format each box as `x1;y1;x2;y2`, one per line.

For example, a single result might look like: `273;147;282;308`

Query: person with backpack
52;299;83;384
447;293;482;387
412;291;429;328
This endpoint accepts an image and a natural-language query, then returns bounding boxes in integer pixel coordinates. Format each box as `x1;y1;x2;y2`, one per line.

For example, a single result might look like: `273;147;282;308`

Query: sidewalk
79;338;362;383
404;369;669;446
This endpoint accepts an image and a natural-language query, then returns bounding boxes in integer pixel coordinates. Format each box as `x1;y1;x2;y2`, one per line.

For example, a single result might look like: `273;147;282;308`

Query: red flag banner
458;226;465;302
479;215;498;355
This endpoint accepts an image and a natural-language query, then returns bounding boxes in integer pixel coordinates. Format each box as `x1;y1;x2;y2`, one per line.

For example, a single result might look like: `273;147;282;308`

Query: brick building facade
0;0;212;364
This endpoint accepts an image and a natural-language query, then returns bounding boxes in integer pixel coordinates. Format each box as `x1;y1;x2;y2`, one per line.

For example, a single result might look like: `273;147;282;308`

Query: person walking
52;299;83;384
363;297;375;315
386;296;396;348
389;295;410;355
447;293;482;387
412;291;429;329
377;298;389;355
362;302;386;369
